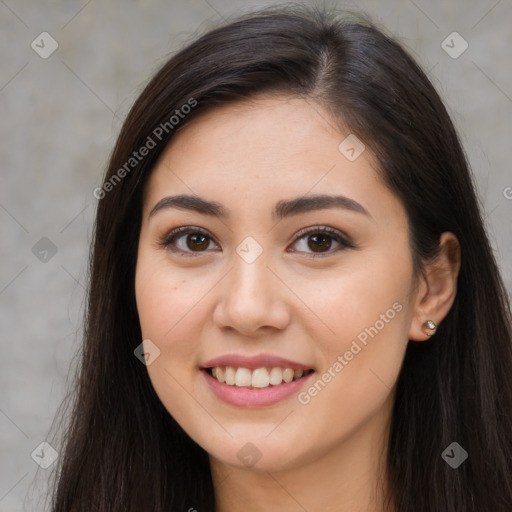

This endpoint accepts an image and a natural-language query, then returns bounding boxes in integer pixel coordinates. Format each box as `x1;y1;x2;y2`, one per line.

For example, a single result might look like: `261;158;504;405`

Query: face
135;95;420;473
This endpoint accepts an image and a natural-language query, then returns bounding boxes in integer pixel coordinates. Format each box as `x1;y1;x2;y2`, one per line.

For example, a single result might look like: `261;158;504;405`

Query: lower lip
201;369;315;407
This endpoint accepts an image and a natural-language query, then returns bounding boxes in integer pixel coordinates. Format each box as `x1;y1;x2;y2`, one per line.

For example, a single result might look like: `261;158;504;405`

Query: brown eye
160;225;354;258
161;227;218;256
289;226;354;258
306;233;334;252
184;233;210;251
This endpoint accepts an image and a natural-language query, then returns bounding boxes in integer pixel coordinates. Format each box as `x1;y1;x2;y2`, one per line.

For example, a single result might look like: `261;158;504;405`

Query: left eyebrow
148;193;372;221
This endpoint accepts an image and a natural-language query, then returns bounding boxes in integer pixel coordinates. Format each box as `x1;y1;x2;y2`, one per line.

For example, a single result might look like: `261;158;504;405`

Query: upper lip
201;353;314;371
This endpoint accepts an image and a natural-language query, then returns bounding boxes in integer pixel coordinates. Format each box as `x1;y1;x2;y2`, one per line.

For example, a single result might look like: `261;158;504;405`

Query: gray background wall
1;0;511;510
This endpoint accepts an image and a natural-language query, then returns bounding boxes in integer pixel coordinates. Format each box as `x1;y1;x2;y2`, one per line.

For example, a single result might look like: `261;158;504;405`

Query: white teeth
210;366;311;388
224;366;236;385
282;368;294;383
235;367;252;387
269;367;283;385
252;368;270;388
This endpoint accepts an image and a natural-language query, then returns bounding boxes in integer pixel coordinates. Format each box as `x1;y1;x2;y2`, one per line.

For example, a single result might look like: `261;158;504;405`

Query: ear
409;232;461;341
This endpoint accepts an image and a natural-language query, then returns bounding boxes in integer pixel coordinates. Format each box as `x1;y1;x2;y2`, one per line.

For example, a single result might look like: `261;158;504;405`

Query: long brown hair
49;4;512;511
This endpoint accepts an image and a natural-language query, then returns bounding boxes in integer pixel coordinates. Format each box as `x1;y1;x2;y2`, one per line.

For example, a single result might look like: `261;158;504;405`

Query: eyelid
159;224;355;257
292;225;353;246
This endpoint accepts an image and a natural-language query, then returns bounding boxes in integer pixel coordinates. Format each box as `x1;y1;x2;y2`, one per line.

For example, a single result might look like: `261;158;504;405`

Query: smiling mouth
204;366;315;389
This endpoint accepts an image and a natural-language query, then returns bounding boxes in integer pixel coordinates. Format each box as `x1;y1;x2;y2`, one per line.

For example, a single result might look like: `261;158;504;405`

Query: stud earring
422;319;437;336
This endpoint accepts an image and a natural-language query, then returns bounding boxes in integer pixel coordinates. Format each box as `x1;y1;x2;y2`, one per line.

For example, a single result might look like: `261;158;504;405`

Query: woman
49;4;512;511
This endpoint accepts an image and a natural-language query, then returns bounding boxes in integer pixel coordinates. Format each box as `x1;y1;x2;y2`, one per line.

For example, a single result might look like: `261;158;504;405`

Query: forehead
142;95;404;226
158;95;350;171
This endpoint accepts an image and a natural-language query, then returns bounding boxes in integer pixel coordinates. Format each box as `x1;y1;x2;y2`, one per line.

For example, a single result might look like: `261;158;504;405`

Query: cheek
135;254;208;423
299;249;413;405
135;251;195;386
307;256;412;351
135;242;197;337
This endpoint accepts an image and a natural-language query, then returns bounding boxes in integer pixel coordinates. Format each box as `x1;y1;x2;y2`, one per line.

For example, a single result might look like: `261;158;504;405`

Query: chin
203;433;308;473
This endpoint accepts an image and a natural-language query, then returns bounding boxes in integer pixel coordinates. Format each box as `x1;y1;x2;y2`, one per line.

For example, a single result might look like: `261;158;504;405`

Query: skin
135;95;461;512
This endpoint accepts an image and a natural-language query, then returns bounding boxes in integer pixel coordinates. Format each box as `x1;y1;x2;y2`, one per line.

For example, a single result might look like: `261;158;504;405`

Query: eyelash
159;225;355;259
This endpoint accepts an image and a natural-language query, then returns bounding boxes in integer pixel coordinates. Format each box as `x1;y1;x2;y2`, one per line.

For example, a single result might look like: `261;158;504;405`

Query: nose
212;252;291;337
